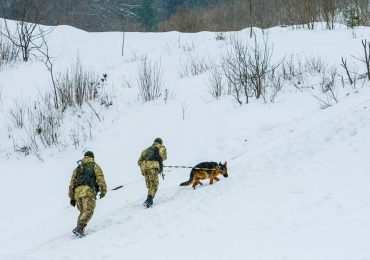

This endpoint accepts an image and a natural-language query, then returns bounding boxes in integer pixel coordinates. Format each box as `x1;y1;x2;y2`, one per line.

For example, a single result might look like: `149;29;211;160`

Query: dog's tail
179;170;195;186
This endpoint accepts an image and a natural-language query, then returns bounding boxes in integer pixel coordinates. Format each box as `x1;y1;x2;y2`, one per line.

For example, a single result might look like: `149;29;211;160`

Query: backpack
144;145;163;172
75;162;99;192
144;145;161;161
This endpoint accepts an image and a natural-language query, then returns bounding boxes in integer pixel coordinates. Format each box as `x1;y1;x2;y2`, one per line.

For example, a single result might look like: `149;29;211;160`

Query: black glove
99;192;106;199
70;199;76;207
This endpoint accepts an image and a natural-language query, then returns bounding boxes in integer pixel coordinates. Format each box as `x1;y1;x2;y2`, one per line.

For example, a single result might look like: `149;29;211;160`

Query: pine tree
164;0;186;17
139;0;155;29
344;4;361;28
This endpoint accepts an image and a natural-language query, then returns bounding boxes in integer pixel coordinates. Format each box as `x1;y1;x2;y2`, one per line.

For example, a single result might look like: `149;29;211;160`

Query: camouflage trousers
76;196;96;227
143;169;159;197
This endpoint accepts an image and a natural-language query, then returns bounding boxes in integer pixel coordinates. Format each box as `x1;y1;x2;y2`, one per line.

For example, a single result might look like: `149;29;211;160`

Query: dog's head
218;161;228;178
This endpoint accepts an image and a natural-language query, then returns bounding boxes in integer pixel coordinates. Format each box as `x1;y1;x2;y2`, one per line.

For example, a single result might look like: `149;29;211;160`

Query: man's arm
68;170;77;199
138;151;145;166
95;164;107;196
160;145;167;161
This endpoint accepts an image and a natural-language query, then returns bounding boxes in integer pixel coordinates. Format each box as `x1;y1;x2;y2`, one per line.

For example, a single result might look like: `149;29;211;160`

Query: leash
163;165;219;171
108;164;221;183
161;165;219;180
111;185;124;191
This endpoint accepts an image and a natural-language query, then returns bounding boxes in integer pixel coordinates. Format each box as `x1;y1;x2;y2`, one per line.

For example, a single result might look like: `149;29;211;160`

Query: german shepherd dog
179;161;228;189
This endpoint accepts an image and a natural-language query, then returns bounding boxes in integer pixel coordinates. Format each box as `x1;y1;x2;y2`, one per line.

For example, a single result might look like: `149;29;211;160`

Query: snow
0;21;370;260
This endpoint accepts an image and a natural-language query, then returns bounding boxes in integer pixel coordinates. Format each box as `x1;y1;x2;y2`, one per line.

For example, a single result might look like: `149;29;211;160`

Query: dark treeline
0;0;369;32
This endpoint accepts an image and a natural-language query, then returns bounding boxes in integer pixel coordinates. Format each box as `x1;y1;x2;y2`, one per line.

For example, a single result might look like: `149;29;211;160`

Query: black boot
72;223;86;237
143;195;153;208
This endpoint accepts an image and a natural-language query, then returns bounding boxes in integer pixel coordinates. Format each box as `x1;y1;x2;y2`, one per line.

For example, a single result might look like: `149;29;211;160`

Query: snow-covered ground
0;22;370;260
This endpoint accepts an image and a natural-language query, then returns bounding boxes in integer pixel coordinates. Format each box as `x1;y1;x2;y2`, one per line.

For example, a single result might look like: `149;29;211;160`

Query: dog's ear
218;161;222;166
224;161;227;166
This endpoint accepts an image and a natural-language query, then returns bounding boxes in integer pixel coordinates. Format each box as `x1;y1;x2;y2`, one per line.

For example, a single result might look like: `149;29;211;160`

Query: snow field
0;22;370;259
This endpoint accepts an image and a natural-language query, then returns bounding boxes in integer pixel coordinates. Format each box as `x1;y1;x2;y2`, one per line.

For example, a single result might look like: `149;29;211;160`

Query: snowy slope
0;22;370;260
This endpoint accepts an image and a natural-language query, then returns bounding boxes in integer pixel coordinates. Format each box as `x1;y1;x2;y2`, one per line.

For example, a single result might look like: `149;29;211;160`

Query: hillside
0;22;370;259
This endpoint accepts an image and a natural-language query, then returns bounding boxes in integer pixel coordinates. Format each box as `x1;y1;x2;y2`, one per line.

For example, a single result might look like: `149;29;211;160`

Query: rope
163;165;218;171
109;165;209;190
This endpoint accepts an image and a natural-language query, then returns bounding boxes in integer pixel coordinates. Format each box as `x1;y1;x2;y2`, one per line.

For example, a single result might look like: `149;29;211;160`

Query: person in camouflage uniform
69;151;107;237
138;138;167;208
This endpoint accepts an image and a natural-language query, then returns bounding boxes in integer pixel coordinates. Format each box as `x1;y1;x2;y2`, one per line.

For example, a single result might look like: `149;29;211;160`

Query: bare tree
208;66;224;100
320;0;338;30
222;35;283;104
304;0;319;29
305;55;328;74
157;7;203;32
180;53;210;77
247;36;277;99
280;0;299;27
280;0;318;29
0;0;52;62
34;93;63;148
121;32;126;57
249;0;254;38
314;68;338;108
358;2;370;26
54;57;105;110
137;56;164;102
38;30;58;108
362;39;370;80
8;99;26;129
0;30;19;69
341;57;354;85
266;67;284;103
222;37;250;105
353;39;370;80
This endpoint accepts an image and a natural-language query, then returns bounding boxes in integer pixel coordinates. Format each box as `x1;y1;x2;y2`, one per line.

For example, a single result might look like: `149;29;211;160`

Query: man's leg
145;169;159;198
75;196;96;234
144;169;159;207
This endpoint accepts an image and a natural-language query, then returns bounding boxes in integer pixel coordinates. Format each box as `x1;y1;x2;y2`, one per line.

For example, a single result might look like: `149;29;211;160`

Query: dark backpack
144;146;160;161
75;162;99;193
144;145;163;172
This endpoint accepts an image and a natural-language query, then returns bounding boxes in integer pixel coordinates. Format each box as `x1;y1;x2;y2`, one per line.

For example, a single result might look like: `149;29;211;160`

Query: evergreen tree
344;4;361;28
164;0;186;17
139;0;155;29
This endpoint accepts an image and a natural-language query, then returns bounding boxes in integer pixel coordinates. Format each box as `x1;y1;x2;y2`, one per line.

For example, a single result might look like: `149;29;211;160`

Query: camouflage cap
154;137;163;145
84;151;94;158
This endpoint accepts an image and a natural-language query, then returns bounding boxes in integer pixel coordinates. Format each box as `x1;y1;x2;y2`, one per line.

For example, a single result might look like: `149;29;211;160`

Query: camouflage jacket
138;142;167;172
69;156;107;200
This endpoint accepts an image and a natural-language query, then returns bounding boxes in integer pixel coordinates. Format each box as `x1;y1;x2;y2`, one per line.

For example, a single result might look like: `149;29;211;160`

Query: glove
99;192;106;199
70;199;76;207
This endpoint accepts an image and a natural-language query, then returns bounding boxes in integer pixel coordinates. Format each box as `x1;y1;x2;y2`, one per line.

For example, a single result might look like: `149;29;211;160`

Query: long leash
109;166;195;191
111;185;124;190
160;165;220;180
163;165;219;171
